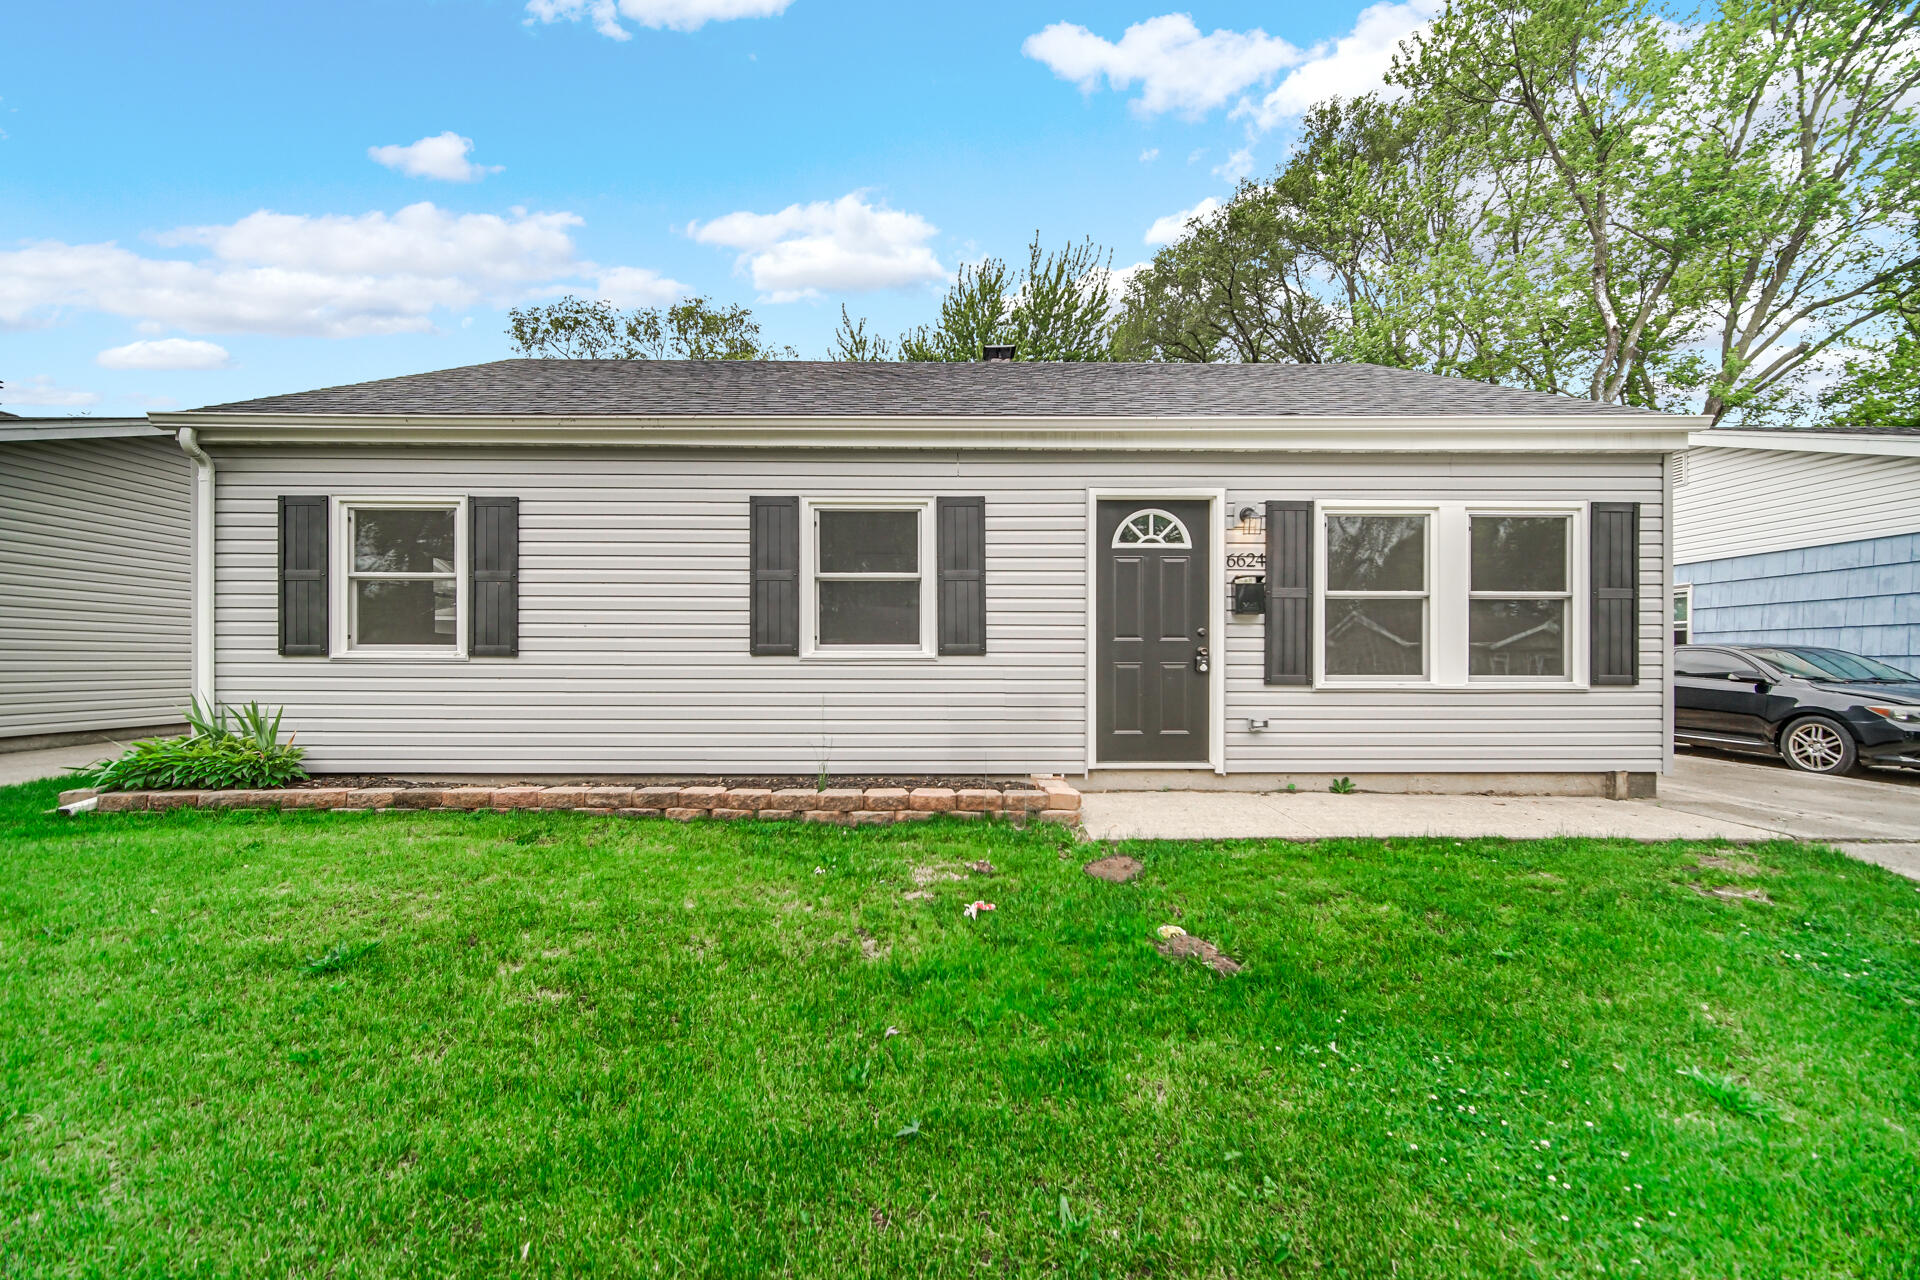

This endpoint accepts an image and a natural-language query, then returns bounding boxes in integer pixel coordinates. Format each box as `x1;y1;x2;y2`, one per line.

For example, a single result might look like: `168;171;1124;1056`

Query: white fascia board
154;411;1704;453
1690;429;1920;459
0;419;163;443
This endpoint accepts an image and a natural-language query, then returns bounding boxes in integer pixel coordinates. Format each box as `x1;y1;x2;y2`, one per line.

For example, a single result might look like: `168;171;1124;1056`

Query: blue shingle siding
1678;531;1920;669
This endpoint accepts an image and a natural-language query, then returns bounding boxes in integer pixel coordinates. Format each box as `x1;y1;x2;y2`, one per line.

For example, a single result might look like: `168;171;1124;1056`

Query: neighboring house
1674;426;1920;671
0;417;194;746
152;360;1697;790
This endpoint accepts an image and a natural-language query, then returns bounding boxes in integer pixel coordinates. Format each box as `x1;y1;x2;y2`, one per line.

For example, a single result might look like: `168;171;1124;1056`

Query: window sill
798;651;939;664
331;650;469;663
1310;679;1591;692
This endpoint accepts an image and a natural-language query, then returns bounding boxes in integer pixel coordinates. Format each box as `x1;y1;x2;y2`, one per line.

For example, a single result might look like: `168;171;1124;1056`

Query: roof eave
151;411;1702;452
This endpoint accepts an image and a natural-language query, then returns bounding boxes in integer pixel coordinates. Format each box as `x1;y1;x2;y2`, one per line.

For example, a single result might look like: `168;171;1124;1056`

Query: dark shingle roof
190;359;1666;419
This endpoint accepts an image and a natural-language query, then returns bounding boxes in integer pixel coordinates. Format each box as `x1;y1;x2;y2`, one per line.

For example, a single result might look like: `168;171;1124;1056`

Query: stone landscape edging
58;776;1084;827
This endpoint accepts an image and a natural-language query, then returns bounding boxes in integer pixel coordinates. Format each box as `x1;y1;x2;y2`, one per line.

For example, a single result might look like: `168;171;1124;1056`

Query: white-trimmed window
1113;508;1192;547
1315;502;1588;687
1673;583;1692;646
803;499;935;655
1468;514;1574;679
336;499;466;655
1323;512;1430;679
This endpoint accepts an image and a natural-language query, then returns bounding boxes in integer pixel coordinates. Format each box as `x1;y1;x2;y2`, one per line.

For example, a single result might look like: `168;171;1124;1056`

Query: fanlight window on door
1112;509;1192;548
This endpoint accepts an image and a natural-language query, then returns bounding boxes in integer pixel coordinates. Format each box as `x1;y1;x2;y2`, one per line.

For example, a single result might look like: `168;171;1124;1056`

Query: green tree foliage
892;234;1119;361
1121;0;1920;425
828;305;894;361
1818;288;1920;430
507;296;796;360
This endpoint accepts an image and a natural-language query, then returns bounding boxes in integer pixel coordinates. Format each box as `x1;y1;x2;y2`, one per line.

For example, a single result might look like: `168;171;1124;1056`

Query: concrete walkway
1081;751;1920;880
0;742;123;788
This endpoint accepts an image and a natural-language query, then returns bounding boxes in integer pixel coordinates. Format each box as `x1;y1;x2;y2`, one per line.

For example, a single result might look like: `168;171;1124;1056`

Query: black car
1674;644;1920;774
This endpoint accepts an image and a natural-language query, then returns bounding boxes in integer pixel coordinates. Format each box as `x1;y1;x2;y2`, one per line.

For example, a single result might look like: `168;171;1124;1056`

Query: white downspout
176;427;216;709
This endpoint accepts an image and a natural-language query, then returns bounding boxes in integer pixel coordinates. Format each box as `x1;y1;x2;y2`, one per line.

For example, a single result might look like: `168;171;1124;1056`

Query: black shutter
1265;500;1312;685
750;496;799;656
937;496;987;656
470;497;520;658
1590;502;1640;686
278;496;329;656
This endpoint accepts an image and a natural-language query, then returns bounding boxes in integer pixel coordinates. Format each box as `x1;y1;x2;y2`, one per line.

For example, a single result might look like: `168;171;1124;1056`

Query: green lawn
3;777;1917;1278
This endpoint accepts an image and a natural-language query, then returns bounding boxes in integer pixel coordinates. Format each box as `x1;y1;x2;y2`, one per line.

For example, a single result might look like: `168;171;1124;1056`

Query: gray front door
1096;500;1211;764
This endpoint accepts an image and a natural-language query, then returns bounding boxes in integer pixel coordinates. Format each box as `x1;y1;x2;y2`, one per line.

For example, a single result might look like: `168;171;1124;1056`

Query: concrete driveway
1080;749;1920;879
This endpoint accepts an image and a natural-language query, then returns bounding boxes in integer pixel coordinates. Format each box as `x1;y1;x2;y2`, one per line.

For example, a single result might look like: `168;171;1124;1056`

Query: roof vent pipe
981;344;1016;362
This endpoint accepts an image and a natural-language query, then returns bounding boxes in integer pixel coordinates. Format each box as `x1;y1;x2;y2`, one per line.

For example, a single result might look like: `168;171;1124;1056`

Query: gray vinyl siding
1675;446;1920;564
0;435;192;738
210;447;1667;776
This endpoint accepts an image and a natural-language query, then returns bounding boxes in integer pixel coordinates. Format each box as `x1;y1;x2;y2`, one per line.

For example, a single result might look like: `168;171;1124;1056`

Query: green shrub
79;700;307;792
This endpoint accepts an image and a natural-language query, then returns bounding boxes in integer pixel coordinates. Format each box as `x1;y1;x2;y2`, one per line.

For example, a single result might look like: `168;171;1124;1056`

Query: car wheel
1778;716;1859;775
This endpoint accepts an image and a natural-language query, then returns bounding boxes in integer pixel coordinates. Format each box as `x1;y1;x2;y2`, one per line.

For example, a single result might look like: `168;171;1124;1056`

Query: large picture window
1468;515;1572;678
341;501;463;652
1324;513;1428;678
807;501;933;653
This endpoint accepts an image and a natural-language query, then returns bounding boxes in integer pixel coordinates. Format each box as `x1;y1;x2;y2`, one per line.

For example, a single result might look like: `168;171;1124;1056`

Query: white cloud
1139;148;1160;163
595;265;687;306
525;0;791;38
368;132;501;182
96;338;232;370
0;202;669;338
1023;14;1301;117
688;192;946;303
1235;0;1438;130
1144;197;1221;246
4;375;99;408
1213;146;1256;182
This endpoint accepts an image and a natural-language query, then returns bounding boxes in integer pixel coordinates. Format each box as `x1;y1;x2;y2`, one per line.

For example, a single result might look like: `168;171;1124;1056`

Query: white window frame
1672;582;1692;646
1313;501;1590;689
799;497;936;659
1317;504;1438;687
1466;508;1581;684
331;496;468;660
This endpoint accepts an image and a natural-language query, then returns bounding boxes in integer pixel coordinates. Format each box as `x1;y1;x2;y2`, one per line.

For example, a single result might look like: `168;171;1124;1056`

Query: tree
1818;286;1920;430
507;296;796;360
895;233;1119;361
1111;185;1331;363
828;304;894;361
1393;0;1920;421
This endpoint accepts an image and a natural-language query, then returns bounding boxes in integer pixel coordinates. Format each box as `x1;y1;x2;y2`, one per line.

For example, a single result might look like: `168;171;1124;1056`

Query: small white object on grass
1155;925;1187;940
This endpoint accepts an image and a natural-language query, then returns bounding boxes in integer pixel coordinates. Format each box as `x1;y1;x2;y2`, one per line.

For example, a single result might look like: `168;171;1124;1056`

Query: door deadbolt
1194;646;1210;675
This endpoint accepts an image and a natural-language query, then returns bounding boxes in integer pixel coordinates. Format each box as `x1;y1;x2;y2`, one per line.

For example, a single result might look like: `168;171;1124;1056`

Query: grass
2;776;1918;1278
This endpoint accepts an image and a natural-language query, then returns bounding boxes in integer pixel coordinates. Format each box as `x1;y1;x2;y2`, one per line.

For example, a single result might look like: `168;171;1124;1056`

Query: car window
1796;648;1918;681
1746;648;1837;679
1675;648;1764;679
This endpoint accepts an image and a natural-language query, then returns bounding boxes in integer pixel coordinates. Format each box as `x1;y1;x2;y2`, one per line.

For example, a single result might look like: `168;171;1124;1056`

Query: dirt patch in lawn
1156;932;1243;975
1695;855;1769;876
1084;855;1143;883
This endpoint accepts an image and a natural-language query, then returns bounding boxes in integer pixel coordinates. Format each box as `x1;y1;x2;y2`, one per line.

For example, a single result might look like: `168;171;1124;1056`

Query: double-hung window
1323;513;1429;678
1672;584;1692;647
339;500;465;654
1468;514;1573;678
805;500;933;654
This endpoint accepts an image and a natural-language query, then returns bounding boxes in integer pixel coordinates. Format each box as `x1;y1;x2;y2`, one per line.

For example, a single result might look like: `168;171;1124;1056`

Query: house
150;360;1697;792
0;416;193;747
1674;426;1920;671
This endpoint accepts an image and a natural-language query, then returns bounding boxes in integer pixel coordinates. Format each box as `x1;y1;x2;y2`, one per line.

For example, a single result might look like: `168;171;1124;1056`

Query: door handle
1194;646;1210;675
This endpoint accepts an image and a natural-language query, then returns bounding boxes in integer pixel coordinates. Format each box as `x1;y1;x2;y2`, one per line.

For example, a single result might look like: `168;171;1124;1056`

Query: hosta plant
78;700;307;792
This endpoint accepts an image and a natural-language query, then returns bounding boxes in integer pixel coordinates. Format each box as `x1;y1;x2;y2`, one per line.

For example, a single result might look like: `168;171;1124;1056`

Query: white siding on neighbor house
1675;445;1920;564
210;447;1667;776
1;434;193;738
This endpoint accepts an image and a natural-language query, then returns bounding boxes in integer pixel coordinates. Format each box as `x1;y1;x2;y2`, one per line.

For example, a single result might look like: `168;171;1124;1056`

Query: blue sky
3;0;1432;414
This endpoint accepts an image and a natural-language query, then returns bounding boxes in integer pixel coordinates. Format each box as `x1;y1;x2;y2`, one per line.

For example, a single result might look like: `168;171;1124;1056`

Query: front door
1096;500;1211;764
